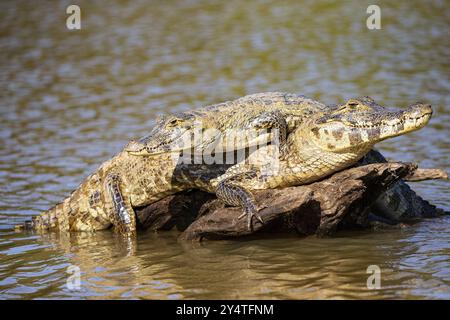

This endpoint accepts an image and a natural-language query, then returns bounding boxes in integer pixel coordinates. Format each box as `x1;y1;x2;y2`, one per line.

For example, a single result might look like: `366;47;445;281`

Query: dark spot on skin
349;132;362;145
327;143;335;150
283;94;291;104
332;130;344;140
89;190;101;207
324;129;329;135
311;128;320;138
369;127;381;140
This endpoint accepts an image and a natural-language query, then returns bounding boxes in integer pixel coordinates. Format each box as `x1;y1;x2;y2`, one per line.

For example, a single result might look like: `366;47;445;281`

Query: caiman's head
125;112;197;156
308;97;432;152
125;109;287;157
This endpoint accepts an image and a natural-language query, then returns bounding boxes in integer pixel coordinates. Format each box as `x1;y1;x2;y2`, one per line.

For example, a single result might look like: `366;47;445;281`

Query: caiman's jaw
125;140;177;156
397;103;433;132
125;113;197;156
309;97;432;152
125;128;190;156
125;140;148;156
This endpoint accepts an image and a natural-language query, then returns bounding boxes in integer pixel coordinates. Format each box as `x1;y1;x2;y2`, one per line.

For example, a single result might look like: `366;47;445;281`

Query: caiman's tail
15;201;68;232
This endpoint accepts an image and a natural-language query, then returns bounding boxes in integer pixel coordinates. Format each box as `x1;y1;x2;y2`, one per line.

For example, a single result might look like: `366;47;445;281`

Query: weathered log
179;162;415;241
134;161;447;241
359;150;448;220
404;168;448;181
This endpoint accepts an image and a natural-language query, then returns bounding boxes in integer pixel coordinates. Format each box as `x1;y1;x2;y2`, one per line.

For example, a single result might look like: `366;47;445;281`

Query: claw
256;213;264;225
238;209;264;230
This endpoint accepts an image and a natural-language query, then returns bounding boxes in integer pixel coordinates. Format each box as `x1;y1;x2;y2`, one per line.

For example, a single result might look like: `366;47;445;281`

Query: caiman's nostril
405;103;433;118
423;104;432;112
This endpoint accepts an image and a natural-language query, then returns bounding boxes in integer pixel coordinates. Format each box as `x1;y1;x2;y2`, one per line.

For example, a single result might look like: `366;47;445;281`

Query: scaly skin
133;95;433;229
206;98;433;228
23;94;432;234
125;92;327;156
23;92;325;235
26;151;187;235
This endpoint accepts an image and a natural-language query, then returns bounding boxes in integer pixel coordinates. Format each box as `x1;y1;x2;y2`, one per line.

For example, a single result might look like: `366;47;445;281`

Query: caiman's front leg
105;174;136;236
250;110;287;148
215;171;264;230
199;110;288;155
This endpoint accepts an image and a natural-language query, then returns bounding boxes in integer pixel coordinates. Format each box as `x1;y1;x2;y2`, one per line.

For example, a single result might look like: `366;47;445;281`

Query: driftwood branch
135;157;447;241
404;168;448;181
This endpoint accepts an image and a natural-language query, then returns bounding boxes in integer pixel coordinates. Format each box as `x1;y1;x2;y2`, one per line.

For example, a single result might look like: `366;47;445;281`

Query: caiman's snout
405;102;432;117
309;99;433;152
400;102;433;133
125;136;188;156
125;140;151;156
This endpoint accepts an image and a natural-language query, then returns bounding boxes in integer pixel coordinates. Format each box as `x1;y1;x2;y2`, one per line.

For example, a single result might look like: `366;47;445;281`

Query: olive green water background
0;0;449;299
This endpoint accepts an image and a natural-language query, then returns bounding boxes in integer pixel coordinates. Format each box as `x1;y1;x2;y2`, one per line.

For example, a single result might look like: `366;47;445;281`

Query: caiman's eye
167;118;182;127
347;102;359;108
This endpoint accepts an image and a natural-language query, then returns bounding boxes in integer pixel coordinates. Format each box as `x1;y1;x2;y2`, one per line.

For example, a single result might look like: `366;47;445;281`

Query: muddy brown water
0;0;449;299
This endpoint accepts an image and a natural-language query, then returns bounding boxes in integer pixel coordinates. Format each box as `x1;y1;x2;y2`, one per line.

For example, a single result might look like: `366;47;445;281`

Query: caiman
21;93;432;234
125;92;327;156
21;93;328;235
128;95;433;229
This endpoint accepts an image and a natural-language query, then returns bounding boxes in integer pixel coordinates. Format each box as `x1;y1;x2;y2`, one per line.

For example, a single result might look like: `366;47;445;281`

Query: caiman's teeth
348;114;430;131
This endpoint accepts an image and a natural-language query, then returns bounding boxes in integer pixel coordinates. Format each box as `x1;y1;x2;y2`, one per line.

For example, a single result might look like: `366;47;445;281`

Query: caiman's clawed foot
215;173;264;231
238;207;264;231
105;173;137;236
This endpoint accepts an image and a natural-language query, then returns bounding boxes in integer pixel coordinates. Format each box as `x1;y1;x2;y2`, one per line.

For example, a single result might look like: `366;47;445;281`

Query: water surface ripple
0;0;448;299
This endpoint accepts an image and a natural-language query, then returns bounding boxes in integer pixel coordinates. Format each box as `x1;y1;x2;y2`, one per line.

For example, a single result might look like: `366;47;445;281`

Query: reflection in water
0;0;449;299
1;219;449;299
